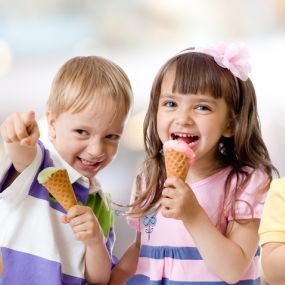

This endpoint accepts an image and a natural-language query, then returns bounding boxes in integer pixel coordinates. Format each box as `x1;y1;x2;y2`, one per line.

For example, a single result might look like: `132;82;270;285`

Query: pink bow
196;43;252;81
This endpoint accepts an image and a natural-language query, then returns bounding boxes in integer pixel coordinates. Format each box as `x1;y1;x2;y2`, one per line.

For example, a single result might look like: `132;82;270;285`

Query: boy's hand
61;205;104;246
0;111;39;147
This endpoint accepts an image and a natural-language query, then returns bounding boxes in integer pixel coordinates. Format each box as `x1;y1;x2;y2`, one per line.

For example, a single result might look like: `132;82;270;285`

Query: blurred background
0;0;285;258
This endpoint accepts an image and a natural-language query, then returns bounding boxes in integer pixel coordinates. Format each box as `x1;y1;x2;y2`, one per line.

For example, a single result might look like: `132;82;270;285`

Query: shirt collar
47;141;82;184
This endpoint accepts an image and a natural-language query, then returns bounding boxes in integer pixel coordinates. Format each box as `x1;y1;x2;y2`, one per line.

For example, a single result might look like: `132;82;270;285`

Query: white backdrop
0;0;285;257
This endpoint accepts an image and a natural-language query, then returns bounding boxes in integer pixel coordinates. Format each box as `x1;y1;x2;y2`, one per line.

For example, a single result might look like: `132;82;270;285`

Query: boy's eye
106;134;120;141
75;129;89;136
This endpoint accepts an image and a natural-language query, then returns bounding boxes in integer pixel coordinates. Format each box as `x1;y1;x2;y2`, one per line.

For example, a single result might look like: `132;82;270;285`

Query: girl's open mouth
171;133;199;145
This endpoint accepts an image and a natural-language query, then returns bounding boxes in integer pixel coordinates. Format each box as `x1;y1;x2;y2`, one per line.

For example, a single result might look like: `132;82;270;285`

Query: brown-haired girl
109;44;277;285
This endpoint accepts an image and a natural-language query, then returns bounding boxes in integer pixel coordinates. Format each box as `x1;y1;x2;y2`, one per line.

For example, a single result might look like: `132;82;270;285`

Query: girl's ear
46;111;56;140
223;118;235;138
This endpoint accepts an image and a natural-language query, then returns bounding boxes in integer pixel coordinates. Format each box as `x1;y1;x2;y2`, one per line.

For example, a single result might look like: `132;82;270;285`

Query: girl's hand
161;177;202;222
61;205;104;246
0;111;39;147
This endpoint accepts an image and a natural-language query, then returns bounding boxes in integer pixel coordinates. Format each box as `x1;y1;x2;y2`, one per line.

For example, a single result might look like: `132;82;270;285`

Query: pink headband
179;43;252;81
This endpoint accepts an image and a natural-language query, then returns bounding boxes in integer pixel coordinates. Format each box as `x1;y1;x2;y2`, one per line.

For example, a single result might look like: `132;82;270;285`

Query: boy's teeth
81;158;95;165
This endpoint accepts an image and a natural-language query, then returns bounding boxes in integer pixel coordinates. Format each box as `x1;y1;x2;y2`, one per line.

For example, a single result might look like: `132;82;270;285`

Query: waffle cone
43;169;77;211
165;149;189;181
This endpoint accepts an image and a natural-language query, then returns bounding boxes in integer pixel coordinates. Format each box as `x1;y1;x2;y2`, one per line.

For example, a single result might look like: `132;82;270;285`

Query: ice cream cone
164;149;189;181
38;167;77;211
163;140;195;181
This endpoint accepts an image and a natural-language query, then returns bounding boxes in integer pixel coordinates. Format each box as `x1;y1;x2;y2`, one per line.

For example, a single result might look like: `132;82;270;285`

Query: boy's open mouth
79;158;101;167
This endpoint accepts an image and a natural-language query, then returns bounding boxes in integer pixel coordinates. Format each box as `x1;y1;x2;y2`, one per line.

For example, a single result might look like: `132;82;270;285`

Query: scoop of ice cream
37;167;62;184
37;167;77;211
163;140;195;180
163;140;195;165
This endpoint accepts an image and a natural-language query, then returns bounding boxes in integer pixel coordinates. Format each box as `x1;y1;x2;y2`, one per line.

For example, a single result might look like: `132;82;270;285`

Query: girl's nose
176;110;194;126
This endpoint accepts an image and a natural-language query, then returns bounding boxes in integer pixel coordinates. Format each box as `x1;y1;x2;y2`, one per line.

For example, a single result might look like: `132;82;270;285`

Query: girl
109;44;277;285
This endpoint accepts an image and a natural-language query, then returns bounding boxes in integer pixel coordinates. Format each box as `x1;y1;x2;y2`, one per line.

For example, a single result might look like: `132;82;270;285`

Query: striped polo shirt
0;141;115;285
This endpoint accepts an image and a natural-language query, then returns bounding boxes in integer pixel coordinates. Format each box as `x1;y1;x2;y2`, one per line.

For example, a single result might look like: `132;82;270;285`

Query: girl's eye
106;134;120;141
164;101;177;108
196;104;211;111
75;129;89;136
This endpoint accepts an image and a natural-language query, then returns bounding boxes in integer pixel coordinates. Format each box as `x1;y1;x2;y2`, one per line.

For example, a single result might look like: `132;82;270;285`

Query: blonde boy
0;56;132;285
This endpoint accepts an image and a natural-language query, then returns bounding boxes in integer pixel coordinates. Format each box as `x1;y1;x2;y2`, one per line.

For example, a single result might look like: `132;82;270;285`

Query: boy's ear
46;111;56;140
223;118;235;138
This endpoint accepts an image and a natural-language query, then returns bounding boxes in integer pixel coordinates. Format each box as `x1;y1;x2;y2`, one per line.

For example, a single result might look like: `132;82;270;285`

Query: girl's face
47;101;127;179
157;68;233;170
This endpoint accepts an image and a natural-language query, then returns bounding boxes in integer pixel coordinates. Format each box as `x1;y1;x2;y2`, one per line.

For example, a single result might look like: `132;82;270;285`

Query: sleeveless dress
127;167;267;285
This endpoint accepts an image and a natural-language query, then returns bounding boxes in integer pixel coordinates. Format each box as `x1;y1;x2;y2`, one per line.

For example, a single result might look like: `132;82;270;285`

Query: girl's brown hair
132;50;277;218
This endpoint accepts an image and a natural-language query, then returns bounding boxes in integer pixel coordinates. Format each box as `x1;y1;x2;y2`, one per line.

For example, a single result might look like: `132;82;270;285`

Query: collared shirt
0;141;115;285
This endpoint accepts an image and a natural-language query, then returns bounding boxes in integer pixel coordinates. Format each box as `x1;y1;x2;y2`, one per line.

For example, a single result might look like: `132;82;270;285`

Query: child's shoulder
272;177;285;184
269;177;285;194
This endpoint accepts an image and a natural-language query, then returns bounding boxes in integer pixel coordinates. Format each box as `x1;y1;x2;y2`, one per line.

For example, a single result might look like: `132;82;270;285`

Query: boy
0;56;132;285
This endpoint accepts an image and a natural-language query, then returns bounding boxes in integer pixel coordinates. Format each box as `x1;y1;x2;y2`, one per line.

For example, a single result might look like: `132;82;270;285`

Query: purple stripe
0;248;85;285
0;165;14;193
72;182;89;205
139;245;260;260
106;227;118;268
28;141;89;213
127;274;260;284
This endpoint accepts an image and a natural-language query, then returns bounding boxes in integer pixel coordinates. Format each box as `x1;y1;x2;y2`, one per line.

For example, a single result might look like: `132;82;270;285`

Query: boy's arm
63;205;112;285
108;232;141;285
0;111;39;173
85;234;112;285
261;242;285;285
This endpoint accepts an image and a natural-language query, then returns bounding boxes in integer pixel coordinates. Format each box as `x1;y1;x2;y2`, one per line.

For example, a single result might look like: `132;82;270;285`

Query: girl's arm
261;242;285;285
108;232;141;285
184;211;260;284
0;111;39;173
162;177;261;284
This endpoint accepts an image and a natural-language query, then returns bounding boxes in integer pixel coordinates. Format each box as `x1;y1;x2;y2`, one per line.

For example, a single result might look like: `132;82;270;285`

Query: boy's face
46;102;127;179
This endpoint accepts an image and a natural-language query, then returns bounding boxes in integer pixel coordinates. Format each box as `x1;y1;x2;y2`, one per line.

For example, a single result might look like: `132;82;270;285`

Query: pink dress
127;167;267;284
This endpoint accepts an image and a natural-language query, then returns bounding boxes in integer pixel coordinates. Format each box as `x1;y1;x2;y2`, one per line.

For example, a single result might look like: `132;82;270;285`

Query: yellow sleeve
259;178;285;245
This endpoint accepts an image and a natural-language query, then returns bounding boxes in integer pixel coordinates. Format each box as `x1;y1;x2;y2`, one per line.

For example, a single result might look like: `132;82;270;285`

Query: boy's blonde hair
47;56;132;118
